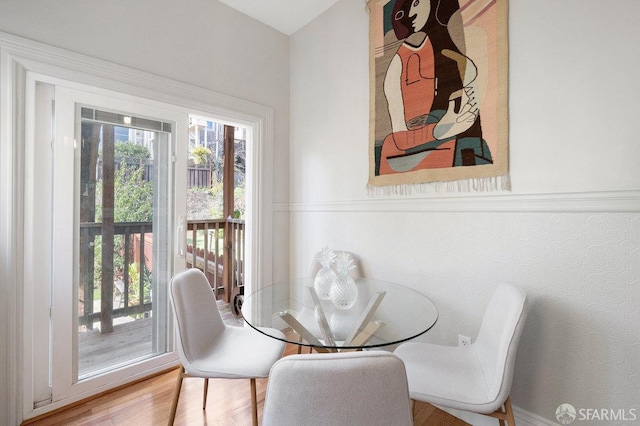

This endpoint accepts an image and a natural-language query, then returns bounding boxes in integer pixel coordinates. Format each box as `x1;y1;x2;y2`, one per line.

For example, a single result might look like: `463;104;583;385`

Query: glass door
76;107;173;378
186;116;247;305
28;81;187;408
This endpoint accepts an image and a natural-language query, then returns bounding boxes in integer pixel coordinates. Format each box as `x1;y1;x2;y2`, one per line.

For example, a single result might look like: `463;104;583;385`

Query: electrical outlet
458;334;471;347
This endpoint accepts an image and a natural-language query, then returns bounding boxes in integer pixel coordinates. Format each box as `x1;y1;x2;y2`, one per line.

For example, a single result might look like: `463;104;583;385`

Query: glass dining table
241;277;438;352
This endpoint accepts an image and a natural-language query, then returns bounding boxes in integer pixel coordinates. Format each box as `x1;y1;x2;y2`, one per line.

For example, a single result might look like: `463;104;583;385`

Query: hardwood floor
24;340;469;426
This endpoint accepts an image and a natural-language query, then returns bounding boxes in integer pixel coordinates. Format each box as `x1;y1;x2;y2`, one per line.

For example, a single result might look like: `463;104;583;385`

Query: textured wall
512;215;640;415
288;209;640;423
289;0;640;424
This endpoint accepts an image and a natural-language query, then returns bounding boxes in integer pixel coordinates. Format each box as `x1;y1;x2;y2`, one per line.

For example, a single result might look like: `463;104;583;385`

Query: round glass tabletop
241;277;438;351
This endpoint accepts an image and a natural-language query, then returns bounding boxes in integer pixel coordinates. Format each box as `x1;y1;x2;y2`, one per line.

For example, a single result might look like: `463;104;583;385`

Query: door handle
176;215;185;257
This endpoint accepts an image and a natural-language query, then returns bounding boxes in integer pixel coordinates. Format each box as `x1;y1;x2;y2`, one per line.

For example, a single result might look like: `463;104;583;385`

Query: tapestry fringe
367;174;511;196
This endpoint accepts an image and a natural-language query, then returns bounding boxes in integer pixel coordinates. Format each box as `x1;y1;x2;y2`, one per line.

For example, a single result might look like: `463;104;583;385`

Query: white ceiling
218;0;341;35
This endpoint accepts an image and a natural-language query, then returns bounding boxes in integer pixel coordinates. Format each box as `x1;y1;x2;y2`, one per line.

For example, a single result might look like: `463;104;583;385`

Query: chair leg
203;378;209;409
250;378;258;426
168;366;185;426
297;335;303;354
487;396;516;426
295;335;314;354
504;397;516;426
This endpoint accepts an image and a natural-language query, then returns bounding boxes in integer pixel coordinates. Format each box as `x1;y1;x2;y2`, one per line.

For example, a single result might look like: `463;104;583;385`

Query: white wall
0;1;291;423
290;0;640;424
0;0;291;206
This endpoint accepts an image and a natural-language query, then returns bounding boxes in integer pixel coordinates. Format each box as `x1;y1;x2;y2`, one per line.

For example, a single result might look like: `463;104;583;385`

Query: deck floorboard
78;301;243;376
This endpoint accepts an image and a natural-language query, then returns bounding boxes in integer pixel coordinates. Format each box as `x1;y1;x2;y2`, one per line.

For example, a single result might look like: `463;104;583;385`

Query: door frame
0;32;275;423
42;83;183;403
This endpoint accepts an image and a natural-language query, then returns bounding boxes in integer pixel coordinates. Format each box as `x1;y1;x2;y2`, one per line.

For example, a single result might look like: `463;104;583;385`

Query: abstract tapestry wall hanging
367;0;510;194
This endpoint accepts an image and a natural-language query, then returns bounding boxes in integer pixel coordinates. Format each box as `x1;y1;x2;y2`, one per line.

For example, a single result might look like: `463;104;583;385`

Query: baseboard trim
514;405;558;426
439;404;557;426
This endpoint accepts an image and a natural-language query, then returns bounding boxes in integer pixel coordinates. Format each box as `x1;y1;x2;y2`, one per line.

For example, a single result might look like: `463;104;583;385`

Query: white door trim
0;30;274;424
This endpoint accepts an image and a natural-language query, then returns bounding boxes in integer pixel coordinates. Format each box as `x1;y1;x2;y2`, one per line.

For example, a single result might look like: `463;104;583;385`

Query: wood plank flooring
77;300;242;377
25;328;469;425
78;317;153;376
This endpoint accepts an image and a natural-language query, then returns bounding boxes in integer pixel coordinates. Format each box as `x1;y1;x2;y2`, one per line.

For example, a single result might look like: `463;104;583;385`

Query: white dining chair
168;268;286;426
262;351;414;426
394;283;528;426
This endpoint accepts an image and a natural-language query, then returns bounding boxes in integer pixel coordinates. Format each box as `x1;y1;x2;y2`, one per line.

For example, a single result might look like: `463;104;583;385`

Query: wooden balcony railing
186;218;244;303
79;222;154;329
79;218;244;332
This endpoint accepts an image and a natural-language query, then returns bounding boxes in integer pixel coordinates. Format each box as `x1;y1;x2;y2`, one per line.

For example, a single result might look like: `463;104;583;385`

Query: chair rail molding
282;189;640;213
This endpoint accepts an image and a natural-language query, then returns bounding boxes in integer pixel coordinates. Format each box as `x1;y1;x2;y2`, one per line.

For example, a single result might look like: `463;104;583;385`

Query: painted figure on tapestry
377;0;492;175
